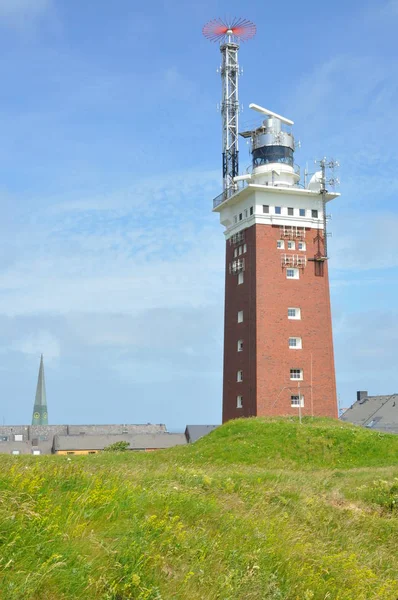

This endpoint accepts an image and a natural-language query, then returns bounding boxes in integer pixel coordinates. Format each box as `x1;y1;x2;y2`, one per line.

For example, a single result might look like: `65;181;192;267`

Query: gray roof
53;433;187;452
0;424;169;455
0;424;166;436
185;425;219;443
0;441;43;455
129;434;186;449
341;393;398;434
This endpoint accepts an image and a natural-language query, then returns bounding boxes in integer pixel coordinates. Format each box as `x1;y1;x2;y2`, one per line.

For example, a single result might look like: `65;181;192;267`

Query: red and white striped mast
203;18;256;200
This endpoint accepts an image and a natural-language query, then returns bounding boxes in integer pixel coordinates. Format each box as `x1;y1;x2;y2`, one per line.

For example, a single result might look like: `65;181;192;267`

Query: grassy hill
0;417;397;600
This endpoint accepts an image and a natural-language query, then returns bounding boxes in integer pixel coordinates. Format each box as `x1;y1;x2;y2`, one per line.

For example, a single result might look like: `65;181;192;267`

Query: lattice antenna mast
315;158;340;259
203;18;256;199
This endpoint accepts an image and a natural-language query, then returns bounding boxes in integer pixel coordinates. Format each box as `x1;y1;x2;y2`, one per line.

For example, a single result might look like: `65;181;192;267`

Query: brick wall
223;227;257;422
222;223;337;421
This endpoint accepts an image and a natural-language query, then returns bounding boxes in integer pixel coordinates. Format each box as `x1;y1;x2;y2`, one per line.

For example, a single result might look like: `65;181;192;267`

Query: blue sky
0;0;397;429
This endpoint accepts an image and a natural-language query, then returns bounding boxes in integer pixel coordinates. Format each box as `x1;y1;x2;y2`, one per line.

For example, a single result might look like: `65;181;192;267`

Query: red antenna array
202;18;256;43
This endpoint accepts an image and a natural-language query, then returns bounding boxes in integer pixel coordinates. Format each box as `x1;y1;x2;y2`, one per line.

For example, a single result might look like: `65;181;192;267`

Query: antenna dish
249;103;294;126
203;18;256;43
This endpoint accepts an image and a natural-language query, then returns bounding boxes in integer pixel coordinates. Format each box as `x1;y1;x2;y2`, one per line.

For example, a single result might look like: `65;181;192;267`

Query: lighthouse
203;19;339;422
214;104;339;421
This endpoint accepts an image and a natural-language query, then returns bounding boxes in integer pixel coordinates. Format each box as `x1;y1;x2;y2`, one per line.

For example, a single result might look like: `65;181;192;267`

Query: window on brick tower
286;268;299;279
289;337;302;349
275;206;282;215
237;370;243;382
277;240;285;249
291;395;304;407
243;243;247;253
287;241;295;250
234;248;238;258
237;395;243;408
237;310;243;323
238;272;244;285
237;339;243;352
298;241;306;251
288;207;294;216
288;307;301;319
290;369;303;380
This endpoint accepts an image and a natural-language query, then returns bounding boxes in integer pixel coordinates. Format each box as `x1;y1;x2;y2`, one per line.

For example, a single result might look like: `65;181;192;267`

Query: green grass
0;417;397;600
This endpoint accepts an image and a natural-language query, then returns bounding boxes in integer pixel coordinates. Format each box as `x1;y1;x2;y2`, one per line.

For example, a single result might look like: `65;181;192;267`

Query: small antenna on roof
314;157;340;259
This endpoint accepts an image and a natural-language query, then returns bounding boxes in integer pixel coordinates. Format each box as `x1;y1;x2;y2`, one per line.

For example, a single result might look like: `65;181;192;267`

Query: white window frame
237;370;243;382
287;241;295;250
237;310;243;323
277;240;285;249
289;337;302;349
14;434;23;441
291;395;304;407
233;248;238;258
286;268;299;279
237;339;243;352
238;272;244;285
237;395;243;409
243;243;247;253
288;307;301;320
298;241;306;251
238;246;242;256
290;369;303;381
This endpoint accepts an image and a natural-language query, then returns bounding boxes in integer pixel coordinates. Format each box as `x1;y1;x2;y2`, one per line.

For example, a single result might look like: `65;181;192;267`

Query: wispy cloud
334;310;398;373
380;0;398;16
0;0;52;28
12;330;60;362
0;169;223;317
330;213;398;271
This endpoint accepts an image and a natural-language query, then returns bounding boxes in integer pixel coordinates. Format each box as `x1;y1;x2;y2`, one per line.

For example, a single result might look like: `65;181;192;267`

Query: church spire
32;354;48;425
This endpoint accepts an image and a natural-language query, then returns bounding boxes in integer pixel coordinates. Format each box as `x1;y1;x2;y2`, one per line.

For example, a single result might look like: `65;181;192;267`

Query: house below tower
0;423;219;455
340;391;398;434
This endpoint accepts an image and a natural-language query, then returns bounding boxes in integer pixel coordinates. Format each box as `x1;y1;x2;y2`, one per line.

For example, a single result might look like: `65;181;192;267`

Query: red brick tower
213;104;339;422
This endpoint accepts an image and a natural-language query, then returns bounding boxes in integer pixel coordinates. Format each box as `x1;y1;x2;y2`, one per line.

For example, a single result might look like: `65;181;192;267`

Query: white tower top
239;102;298;187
